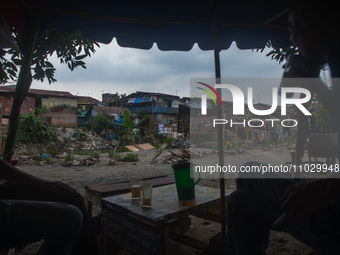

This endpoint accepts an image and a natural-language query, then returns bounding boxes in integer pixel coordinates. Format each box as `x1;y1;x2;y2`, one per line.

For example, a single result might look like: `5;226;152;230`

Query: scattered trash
165;148;192;162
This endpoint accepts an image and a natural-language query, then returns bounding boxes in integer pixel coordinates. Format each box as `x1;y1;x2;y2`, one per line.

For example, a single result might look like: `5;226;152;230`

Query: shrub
61;124;67;132
122;153;138;162
64;152;74;162
48;147;59;157
92;114;112;136
73;130;87;141
108;150;123;161
164;137;175;147
18;110;57;142
115;146;130;153
91;151;101;159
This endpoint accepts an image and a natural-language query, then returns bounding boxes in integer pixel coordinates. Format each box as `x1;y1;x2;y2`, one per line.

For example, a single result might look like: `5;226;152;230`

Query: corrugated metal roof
92;105;138;118
0;86;75;98
76;96;100;104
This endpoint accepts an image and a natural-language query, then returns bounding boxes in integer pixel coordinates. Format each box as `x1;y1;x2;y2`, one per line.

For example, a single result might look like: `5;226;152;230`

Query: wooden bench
85;175;175;216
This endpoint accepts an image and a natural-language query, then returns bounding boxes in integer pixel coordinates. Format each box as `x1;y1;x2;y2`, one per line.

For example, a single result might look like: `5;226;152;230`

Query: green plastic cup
171;160;201;200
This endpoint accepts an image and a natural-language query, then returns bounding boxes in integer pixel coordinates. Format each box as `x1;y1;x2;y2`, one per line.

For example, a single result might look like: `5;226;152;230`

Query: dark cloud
31;40;284;100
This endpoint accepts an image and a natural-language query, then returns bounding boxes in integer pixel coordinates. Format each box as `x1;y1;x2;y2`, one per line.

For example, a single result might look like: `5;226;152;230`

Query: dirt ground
14;147;315;255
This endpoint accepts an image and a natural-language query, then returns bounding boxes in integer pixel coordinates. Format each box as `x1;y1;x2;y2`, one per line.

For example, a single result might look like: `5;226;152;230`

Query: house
76;96;100;127
124;91;180;137
76;96;100;111
0;86;78;127
85;105;137;126
102;93;119;105
0;86;36;116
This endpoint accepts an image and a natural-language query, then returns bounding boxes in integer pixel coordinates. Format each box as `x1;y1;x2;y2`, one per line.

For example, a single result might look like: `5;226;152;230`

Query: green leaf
123;110;133;129
75;54;86;60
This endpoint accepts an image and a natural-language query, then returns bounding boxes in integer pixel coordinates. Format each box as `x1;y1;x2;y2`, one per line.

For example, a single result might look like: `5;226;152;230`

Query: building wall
0;94;35;115
46;106;78;128
102;93;118;104
42;96;77;109
50;111;77;128
190;116;216;132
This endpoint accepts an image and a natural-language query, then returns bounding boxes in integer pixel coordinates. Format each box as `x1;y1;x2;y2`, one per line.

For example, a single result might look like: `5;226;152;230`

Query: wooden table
101;184;233;255
85;175;175;216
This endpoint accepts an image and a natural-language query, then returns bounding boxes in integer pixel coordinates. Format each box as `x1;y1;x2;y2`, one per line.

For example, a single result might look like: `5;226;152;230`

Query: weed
48;147;59;157
164;137;175;147
115;146;130;153
122;153;138;162
74;150;91;156
64;152;74;162
73;130;87;141
225;140;235;150
91;151;101;159
62;124;67;132
108;150;122;161
152;140;162;149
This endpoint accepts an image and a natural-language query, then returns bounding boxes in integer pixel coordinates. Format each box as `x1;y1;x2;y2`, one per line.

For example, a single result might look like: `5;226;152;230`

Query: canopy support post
211;0;227;240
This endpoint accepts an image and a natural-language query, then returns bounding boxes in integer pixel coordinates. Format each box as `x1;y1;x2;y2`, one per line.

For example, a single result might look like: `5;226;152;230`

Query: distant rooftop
76;96;100;104
0;86;75;98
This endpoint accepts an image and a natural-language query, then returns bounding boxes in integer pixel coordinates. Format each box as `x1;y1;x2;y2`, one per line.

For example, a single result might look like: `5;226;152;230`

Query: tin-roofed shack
0;86;78;127
85;105;137;127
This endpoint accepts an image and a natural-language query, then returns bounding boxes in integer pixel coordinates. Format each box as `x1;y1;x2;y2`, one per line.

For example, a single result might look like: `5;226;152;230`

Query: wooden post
267;116;271;148
246;109;250;151
235;117;238;152
251;130;255;149
246;128;249;152
0;105;2;156
281;119;284;148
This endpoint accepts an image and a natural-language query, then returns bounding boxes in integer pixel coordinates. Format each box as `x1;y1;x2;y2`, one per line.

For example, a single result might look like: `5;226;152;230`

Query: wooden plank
135;143;156;151
125;145;140;152
86;176;174;194
169;232;209;251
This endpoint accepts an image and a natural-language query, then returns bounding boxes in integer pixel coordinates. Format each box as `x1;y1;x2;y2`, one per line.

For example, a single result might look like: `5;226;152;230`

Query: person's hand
280;179;333;222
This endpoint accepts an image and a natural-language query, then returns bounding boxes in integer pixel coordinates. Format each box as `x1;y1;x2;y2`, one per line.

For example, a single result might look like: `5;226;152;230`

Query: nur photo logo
197;81;312;128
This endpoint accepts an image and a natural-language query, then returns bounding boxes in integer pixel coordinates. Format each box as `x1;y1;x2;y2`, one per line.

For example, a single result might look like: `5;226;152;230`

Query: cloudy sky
29;38;287;102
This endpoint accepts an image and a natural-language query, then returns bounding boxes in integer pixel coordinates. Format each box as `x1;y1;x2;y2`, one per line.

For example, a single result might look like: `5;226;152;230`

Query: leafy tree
123;109;136;145
18;110;56;142
92;114;112;135
1;29;99;84
1;22;99;161
255;40;299;64
137;108;150;138
137;108;150;126
258;40;333;132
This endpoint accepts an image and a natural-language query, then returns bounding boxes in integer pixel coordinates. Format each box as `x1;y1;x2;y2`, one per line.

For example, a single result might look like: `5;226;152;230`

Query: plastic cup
142;182;153;207
130;177;141;200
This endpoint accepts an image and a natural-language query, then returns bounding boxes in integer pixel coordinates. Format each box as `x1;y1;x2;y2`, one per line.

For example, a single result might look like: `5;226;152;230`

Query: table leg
87;200;93;217
103;234;122;255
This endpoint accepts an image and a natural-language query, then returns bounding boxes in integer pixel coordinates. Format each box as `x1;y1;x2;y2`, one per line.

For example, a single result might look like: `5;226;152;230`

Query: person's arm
280;174;340;222
0;158;45;186
0;159;75;197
